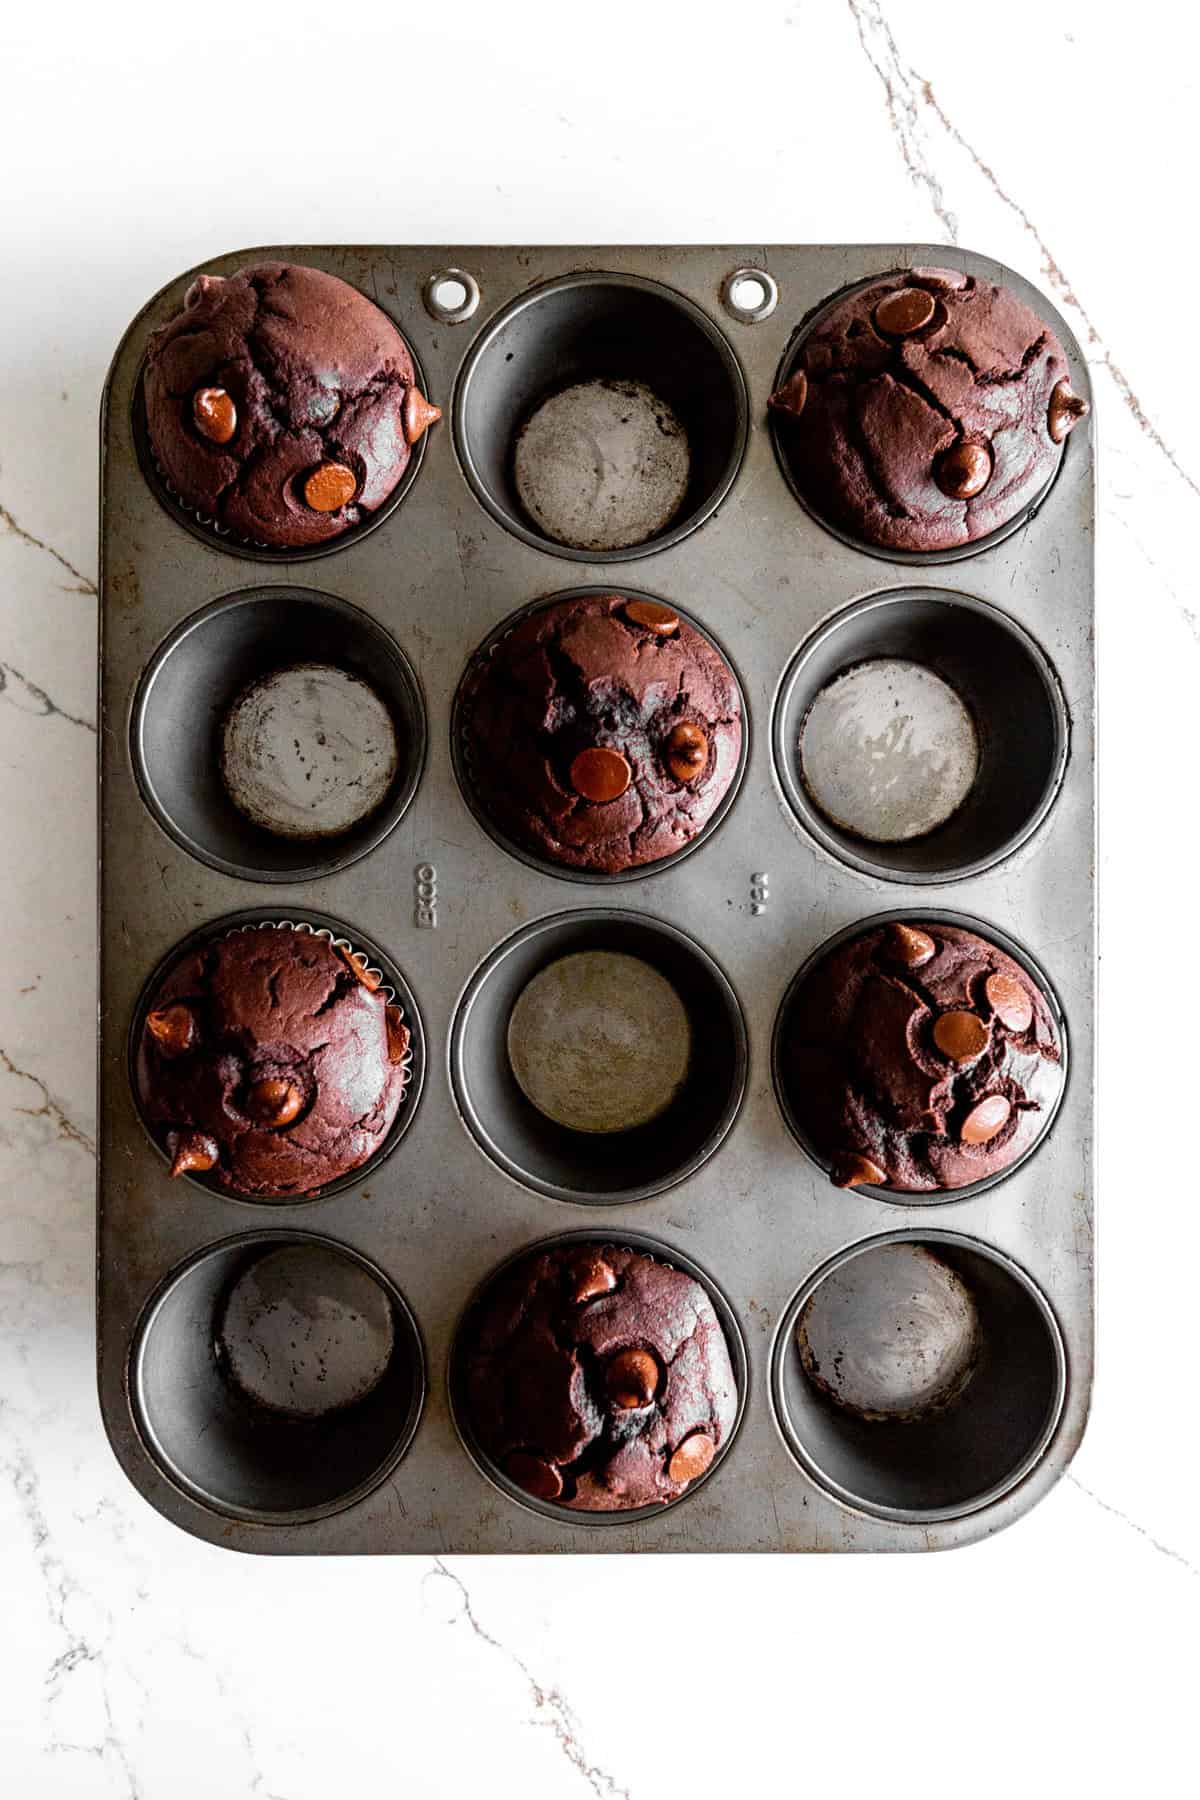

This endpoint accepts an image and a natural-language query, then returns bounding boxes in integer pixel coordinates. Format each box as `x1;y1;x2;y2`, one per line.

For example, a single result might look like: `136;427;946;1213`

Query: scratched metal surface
98;244;1094;1553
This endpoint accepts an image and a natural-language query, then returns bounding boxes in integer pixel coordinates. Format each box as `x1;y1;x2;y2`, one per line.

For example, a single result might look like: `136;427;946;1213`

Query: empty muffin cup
770;1230;1066;1521
130;1230;425;1523
448;1228;747;1525
449;910;747;1203
453;273;748;561
772;589;1068;882
131;588;426;881
130;909;425;1203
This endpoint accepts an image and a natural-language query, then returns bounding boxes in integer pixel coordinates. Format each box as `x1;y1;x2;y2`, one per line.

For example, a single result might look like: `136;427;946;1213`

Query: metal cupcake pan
98;243;1094;1553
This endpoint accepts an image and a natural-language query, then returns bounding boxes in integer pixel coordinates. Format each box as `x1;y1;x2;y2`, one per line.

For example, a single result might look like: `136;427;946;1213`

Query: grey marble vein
0;500;97;596
430;1559;633;1799
4;1422;143;1799
0;660;96;734
847;0;1200;499
1068;1476;1200;1580
0;1047;96;1157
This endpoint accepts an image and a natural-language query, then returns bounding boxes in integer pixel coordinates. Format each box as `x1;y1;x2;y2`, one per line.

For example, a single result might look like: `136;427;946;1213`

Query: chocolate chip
302;461;357;513
184;274;221;309
337;945;383;991
192;386;237;445
245;1077;304;1128
667;1432;716;1485
505;1451;563;1500
884;923;936;969
145;1002;198;1057
832;1151;888;1189
768;368;808;419
665;721;708;783
910;266;969;292
569;746;631;803
1047;379;1088;445
402;386;441;445
571;1256;617;1304
985;972;1034;1034
167;1129;219;1178
385;1004;410;1065
873;287;937;337
960;1093;1011;1146
605;1348;659;1409
933;1010;989;1065
624;599;679;635
935;440;993;500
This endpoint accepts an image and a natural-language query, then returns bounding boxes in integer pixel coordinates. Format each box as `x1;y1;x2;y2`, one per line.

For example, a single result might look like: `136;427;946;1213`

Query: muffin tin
98;244;1094;1552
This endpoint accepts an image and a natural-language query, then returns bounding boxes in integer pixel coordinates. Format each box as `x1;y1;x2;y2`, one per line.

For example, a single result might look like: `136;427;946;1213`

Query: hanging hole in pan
721;267;778;322
424;268;480;324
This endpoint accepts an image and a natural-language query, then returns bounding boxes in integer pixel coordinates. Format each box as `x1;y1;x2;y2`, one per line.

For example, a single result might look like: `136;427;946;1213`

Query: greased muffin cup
131;588;428;882
129;1229;426;1524
130;914;423;1204
100;244;1094;1557
770;1230;1066;1522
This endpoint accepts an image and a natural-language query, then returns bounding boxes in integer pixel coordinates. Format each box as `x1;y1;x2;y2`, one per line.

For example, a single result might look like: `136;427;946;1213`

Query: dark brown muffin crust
781;920;1063;1193
142;262;439;549
463;1243;739;1512
458;592;743;875
769;267;1088;554
135;925;411;1198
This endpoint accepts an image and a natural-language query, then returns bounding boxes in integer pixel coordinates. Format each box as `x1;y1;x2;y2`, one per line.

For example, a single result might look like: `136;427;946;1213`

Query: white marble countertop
1;1;1195;1792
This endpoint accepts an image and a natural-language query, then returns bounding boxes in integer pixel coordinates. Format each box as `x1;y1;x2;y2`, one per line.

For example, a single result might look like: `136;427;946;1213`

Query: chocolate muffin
780;920;1063;1193
462;1242;739;1512
142;262;440;549
769;266;1088;554
458;592;743;874
135;925;411;1198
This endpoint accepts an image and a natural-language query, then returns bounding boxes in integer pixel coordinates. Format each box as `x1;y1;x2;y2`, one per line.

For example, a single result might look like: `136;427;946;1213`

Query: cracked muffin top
142;262;440;548
458;592;743;875
462;1242;739;1512
135;925;412;1198
768;266;1088;554
781;920;1063;1193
